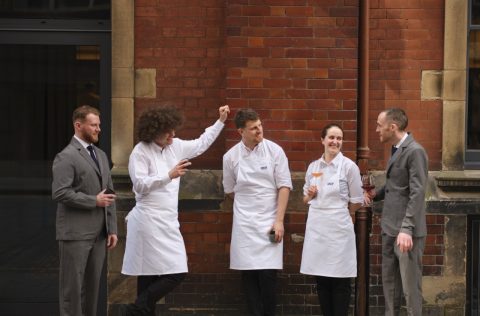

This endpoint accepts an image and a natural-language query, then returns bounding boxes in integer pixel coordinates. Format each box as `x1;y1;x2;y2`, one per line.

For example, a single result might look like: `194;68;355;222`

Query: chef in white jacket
300;123;363;316
223;108;292;316
120;105;230;316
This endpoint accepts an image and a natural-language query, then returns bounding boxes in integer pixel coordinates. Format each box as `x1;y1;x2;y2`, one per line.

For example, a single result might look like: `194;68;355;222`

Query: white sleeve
128;149;172;195
178;120;224;160
273;146;292;190
346;162;364;204
222;152;235;194
303;162;314;196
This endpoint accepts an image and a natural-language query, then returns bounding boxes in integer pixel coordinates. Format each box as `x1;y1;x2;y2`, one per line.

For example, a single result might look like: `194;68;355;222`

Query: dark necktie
391;146;398;156
87;145;100;170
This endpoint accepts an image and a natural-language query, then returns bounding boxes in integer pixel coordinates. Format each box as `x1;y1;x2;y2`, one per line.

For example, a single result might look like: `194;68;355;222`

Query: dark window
0;0;110;19
0;44;102;164
0;8;111;315
473;0;480;25
467;1;480;167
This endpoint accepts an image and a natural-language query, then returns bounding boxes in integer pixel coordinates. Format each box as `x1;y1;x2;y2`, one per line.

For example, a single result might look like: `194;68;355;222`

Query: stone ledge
435;170;480;191
111;169;308;212
112;170;480;215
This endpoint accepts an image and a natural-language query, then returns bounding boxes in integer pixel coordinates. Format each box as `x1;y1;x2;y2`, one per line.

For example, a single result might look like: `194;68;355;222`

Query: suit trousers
241;270;277;316
382;234;425;316
59;236;106;316
315;276;352;316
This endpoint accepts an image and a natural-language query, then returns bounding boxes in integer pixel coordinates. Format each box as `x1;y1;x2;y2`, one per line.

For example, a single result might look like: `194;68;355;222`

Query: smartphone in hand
104;188;115;194
269;230;276;243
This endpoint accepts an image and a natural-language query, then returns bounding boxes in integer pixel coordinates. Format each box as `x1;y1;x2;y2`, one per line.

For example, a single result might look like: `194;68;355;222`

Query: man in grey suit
52;105;118;316
366;108;428;316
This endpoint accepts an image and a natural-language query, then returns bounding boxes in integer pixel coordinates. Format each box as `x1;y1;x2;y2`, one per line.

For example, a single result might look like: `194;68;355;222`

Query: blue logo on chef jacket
327;182;334;186
260;166;268;170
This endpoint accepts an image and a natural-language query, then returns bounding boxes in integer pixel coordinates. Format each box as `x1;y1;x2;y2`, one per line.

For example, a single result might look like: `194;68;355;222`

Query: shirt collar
394;132;409;148
74;135;92;149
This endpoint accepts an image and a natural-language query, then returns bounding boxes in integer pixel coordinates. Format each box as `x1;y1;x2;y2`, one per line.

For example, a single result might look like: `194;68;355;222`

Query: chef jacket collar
151;140;168;153
319;152;344;168
240;140;264;156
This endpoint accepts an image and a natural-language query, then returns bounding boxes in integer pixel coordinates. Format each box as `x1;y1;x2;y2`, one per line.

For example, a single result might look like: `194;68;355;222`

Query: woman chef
120;105;230;316
300;123;363;316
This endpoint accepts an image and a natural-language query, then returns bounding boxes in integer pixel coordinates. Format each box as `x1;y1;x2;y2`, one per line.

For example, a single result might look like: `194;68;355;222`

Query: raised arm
180;105;230;160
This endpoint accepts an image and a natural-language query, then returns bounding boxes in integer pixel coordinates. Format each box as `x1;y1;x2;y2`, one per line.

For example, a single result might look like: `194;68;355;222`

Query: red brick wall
165;211;321;314
158;211;446;314
225;0;360;172
132;0;447;314
134;0;227;169
134;0;444;171
368;0;444;170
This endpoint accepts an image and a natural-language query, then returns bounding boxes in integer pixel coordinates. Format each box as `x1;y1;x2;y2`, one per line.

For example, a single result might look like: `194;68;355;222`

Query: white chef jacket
300;152;363;277
223;139;292;270
122;120;224;275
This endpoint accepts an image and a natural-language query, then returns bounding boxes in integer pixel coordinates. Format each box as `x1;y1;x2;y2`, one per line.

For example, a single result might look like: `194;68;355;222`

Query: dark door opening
0;13;111;316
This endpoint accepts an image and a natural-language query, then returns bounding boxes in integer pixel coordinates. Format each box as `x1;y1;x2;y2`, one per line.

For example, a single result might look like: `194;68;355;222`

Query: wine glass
361;173;375;206
311;170;323;188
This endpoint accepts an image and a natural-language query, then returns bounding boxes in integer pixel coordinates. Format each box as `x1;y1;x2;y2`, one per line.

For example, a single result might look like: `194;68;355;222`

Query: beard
81;130;99;144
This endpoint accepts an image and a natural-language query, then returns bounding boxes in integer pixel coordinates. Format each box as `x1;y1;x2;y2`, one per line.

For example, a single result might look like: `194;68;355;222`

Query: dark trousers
315;276;352;316
241;270;277;316
135;273;186;313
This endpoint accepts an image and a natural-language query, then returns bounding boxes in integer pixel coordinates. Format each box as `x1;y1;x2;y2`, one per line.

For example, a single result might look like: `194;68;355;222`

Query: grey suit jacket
52;137;117;240
375;134;428;237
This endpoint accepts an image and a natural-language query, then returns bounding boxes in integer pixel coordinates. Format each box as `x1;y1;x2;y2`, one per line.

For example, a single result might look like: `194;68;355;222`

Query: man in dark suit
366;108;428;316
52;105;118;316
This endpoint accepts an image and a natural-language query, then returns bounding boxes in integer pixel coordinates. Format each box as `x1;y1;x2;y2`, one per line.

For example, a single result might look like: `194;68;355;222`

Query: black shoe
118;303;154;316
116;304;131;316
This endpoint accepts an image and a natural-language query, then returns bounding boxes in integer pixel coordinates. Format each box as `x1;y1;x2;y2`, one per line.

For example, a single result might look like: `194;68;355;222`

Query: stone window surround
111;0;134;174
437;0;480;184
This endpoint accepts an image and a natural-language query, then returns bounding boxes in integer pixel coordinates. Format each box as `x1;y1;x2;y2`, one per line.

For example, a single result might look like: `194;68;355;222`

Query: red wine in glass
361;174;375;191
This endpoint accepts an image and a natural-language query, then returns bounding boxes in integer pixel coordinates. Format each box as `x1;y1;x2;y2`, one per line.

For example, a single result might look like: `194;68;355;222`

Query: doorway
0;6;111;315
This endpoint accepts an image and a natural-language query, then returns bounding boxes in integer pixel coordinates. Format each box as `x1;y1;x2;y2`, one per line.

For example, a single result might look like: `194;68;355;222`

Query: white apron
230;151;283;270
122;147;187;275
300;157;356;277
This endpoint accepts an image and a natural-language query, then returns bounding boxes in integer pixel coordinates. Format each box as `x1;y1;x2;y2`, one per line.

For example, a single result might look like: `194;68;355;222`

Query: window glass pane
473;0;480;25
0;43;101;310
468;30;480;150
0;44;100;167
0;0;110;19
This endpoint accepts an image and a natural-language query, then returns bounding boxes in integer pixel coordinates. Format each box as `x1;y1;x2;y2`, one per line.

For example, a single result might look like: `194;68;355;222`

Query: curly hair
136;106;184;143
